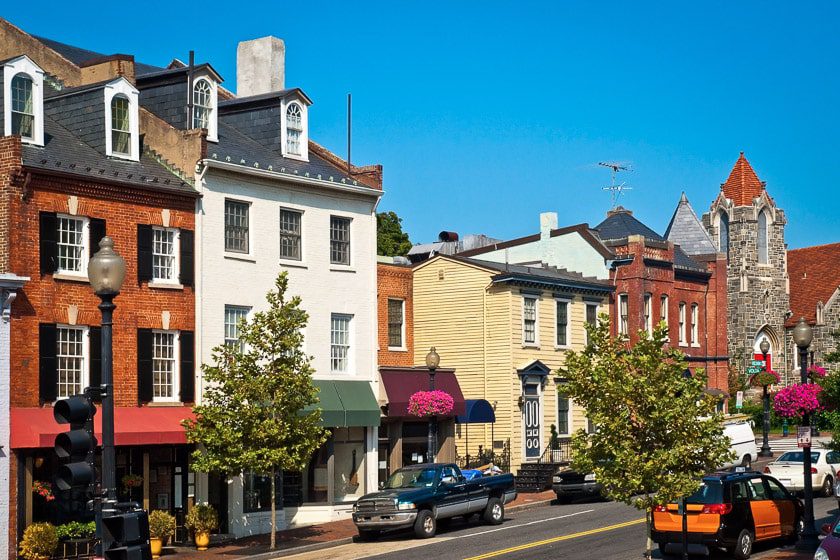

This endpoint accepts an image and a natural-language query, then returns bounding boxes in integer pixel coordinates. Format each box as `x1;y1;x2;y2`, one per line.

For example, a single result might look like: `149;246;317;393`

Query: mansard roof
664;192;718;256
721;152;765;207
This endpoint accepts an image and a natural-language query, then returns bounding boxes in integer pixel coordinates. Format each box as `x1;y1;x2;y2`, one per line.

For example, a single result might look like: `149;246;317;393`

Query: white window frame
56;214;90;278
278;207;303;263
280;98;309;161
224;199;251;255
3;56;45;146
618;294;629;336
56;325;89;400
330;314;353;374
329;215;352;266
151;227;180;285
678;302;687;345
152;330;180;403
556;390;571;436
191;75;218;142
660;295;669;329
555;298;570;349
224;305;250;350
104;78;140;161
644;294;652;334
690;303;699;346
522;295;539;347
386;298;406;351
585;303;599;346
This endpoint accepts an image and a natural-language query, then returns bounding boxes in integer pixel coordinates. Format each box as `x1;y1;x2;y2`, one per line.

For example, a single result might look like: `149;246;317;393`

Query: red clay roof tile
787;242;840;326
721;152;765;207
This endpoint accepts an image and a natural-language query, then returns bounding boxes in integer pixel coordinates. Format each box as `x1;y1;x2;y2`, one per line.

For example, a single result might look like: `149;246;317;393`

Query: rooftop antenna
347;93;352;176
599;161;632;209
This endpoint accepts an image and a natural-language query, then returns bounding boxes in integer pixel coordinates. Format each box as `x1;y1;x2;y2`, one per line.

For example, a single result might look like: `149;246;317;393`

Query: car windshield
383;468;438;489
777;452;820;463
686;481;723;504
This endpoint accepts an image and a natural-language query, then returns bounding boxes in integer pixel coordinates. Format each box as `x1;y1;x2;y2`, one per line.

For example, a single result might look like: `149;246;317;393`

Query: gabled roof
786;242;840;327
721;152;765;207
455;223;614;260
665;192;718;256
593;207;664;242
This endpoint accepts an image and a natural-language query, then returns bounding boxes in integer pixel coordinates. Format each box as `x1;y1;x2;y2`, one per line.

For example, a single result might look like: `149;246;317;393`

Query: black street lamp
793;317;819;552
425;347;440;462
87;237;126;549
758;337;773;458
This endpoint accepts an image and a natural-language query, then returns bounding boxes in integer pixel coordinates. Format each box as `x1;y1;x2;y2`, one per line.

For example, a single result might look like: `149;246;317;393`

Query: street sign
736;391;743;410
797;426;811;448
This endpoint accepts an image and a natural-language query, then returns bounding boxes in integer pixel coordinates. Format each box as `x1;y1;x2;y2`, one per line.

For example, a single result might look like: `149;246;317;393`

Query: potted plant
121;473;143;494
19;522;58;560
185;504;218;551
148;510;176;558
31;481;55;502
751;369;780;387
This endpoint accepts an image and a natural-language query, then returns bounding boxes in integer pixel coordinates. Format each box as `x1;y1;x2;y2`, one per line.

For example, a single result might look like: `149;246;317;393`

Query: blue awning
456;399;496;424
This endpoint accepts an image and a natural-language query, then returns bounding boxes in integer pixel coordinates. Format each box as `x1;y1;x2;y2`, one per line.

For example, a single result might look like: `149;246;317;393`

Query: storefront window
243;472;281;513
304;440;330;504
333;427;366;503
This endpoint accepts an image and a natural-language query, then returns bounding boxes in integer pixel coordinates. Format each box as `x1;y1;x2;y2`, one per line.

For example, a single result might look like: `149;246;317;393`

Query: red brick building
377;258;413;367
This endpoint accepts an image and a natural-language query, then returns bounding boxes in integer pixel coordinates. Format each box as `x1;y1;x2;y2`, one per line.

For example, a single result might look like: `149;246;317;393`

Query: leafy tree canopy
377;211;412;256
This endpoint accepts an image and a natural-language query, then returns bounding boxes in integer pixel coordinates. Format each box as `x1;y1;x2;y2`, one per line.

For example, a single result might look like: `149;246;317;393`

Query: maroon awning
379;367;466;417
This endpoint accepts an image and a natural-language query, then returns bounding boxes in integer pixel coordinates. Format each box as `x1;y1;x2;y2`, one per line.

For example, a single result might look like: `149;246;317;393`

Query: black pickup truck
352;463;517;539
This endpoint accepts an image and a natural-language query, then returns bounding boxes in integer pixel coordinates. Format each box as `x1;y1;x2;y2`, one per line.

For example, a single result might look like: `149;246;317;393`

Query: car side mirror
821;523;832;536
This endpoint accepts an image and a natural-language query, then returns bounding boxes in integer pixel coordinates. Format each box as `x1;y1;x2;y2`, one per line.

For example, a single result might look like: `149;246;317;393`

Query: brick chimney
236;36;285;97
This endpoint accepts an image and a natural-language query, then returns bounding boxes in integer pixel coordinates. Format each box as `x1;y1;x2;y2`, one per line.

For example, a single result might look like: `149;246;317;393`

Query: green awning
305;380;380;428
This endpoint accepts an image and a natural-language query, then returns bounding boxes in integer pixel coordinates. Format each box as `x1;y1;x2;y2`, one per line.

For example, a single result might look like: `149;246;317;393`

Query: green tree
377;211;412;256
183;272;327;549
558;317;733;558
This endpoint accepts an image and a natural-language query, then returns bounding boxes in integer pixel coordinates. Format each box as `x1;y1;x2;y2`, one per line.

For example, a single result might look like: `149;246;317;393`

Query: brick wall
377;262;413;367
0;136;22;274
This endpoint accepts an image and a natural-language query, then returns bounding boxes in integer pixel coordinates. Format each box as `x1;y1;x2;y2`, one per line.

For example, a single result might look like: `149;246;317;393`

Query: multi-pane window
660;295;669;329
111;95;131;155
57;216;86;274
279;209;302;260
387;299;404;348
644;294;652;334
556;300;568;347
11;73;34;139
618;294;629;335
225;200;249;253
224;306;250;350
557;394;570;435
286;103;302;155
678;303;687;344
330;314;351;373
193;79;212;130
152;228;178;282
585;304;598;345
57;326;85;399
691;303;699;345
523;297;537;345
153;331;177;400
330;216;351;265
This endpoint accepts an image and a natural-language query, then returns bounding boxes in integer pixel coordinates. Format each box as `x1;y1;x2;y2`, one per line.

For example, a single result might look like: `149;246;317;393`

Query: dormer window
3;55;45;146
286;103;302;155
111;95;131;155
104;78;140;161
190;76;218;142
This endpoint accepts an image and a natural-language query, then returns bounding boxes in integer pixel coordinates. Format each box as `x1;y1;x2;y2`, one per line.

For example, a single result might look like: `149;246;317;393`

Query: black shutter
179;331;195;403
39;212;58;275
38;323;58;402
179;230;195;287
89;327;102;401
89;218;106;254
137;225;153;283
137;329;154;404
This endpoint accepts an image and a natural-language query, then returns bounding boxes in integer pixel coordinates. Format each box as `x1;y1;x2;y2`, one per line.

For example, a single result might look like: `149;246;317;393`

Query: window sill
555;345;570;351
225;253;257;263
145;401;185;407
690;343;701;348
53;272;89;283
522;344;540;349
388;347;408;352
279;259;308;269
330;266;356;273
678;342;689;347
148;281;184;290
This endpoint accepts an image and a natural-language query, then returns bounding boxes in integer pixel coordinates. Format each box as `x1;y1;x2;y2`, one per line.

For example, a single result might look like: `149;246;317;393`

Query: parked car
721;421;759;469
816;517;840;560
351;463;516;540
651;470;803;559
763;450;840;496
552;466;603;502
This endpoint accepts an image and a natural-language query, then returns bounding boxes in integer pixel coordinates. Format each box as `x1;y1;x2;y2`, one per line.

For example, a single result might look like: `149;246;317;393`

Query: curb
508;497;557;513
229;536;356;559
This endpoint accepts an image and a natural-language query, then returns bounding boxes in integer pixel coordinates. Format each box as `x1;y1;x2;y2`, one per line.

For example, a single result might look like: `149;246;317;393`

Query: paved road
285;492;839;560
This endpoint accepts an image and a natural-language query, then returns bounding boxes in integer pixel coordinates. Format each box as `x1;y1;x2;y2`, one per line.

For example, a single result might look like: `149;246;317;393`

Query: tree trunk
270;469;276;550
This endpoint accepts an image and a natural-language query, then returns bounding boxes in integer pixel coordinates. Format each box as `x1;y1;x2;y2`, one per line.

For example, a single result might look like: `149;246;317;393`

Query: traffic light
102;510;151;560
54;394;97;491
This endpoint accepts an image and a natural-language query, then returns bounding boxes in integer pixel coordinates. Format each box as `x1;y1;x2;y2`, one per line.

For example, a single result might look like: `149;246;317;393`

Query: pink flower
808;365;827;378
408;390;455;417
773;383;823;418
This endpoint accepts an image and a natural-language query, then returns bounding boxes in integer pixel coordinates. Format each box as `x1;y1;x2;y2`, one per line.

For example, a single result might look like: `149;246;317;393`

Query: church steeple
721;152;766;206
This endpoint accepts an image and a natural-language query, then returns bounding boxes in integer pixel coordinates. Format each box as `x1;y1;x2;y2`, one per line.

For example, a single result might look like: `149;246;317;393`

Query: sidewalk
168;490;557;559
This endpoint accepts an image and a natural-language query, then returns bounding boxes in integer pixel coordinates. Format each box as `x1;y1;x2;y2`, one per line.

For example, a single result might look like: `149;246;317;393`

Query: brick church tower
702;153;791;382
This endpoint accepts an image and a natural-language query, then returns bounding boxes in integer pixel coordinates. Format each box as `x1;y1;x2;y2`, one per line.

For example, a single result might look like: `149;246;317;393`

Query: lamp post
87;237;126;547
425;347;440;462
793;317;819;552
758;337;773;457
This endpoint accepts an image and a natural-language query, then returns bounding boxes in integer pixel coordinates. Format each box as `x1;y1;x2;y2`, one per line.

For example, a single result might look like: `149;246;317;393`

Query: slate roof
448;255;613;292
593;207;665;242
34;35;164;76
673;246;709;274
721;152;765;207
786;243;840;327
664;192;718;256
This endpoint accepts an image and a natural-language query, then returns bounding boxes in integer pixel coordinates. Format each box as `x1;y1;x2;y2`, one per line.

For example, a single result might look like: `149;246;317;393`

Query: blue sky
6;1;839;249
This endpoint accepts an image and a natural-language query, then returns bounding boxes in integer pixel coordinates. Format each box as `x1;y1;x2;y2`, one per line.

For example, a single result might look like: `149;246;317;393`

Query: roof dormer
104;77;140;161
2;55;45;146
191;71;218;142
281;94;308;161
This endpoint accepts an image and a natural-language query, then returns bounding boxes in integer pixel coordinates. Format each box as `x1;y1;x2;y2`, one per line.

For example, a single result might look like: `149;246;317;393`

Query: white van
720;421;759;469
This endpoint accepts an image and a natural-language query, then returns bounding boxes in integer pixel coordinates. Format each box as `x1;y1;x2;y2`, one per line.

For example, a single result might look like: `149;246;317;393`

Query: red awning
10;406;194;449
380;367;466;417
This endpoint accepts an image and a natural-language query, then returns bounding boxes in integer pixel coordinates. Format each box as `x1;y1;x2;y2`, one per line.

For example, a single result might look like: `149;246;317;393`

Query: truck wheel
357;529;380;541
727;529;753;560
482;497;504;525
414;509;436;538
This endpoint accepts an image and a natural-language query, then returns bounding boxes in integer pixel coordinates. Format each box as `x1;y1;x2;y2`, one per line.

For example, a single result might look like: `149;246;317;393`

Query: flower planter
150;537;163;559
194;531;210;551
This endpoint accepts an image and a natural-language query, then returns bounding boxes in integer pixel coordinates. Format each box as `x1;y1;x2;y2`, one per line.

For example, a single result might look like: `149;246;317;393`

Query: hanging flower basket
121;474;143;491
808;365;827;380
408;390;455;417
773;383;823;419
32;481;55;502
751;370;780;387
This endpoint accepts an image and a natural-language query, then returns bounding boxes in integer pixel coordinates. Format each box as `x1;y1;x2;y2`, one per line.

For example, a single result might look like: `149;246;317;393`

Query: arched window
757;209;769;264
718;211;729;256
110;95;131;155
286;103;302;155
193;79;212;130
11;73;34;139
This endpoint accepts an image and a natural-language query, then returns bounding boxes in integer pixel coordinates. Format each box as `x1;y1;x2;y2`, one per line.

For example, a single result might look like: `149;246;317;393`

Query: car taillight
701;503;733;515
812;467;818;474
654;505;668;512
763;467;771;473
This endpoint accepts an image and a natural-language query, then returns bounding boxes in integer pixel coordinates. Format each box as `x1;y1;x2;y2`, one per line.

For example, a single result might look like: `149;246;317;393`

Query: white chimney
540;212;558;240
236;36;285;97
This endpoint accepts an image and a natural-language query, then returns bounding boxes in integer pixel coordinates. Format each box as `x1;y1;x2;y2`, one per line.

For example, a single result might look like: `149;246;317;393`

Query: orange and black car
651;471;803;559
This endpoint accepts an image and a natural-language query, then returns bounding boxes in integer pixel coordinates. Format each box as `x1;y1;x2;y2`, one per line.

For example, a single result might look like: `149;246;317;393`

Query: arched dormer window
104;78;139;161
11;74;34;139
3;56;45;145
193;79;212;129
718;211;729;257
110;95;131;156
286;103;302;156
757;209;769;264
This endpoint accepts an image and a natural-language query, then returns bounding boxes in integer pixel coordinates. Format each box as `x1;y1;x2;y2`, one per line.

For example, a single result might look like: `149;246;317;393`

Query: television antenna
599;161;633;209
